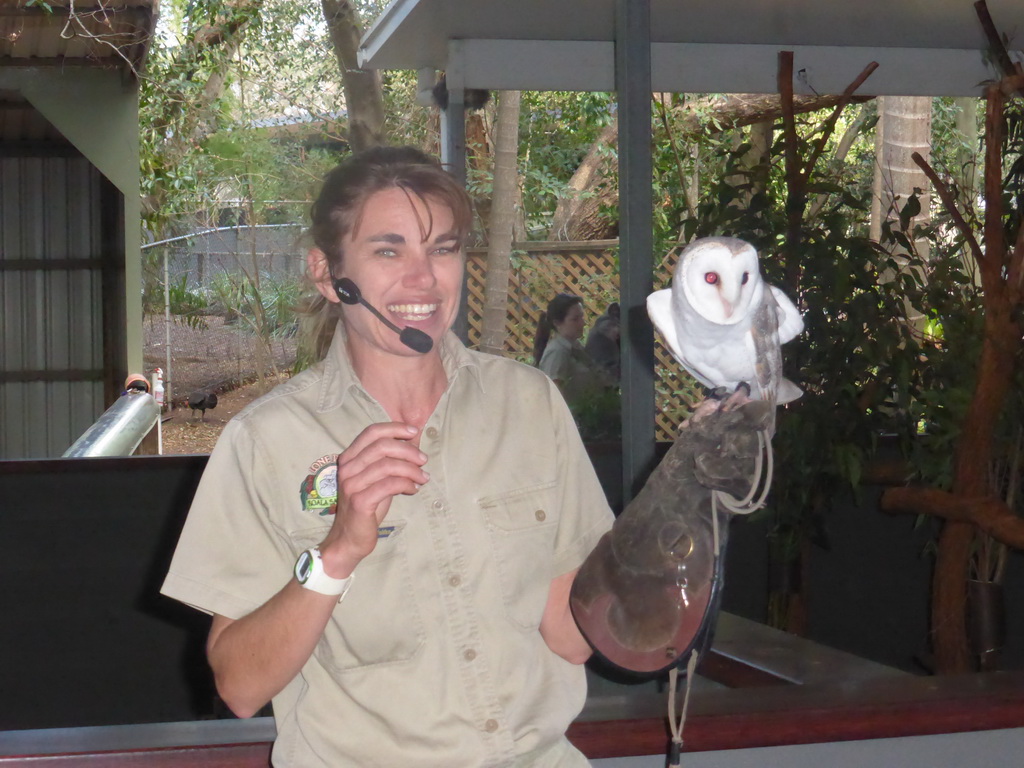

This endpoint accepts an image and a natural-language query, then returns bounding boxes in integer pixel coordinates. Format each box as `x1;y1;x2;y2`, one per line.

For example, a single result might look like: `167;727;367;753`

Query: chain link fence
142;222;308;407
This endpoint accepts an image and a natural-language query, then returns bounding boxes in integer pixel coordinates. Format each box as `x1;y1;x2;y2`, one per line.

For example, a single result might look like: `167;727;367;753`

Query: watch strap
294;547;354;601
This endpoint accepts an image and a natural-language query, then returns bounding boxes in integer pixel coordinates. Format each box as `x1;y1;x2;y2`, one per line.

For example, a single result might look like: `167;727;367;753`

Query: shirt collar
317;322;483;413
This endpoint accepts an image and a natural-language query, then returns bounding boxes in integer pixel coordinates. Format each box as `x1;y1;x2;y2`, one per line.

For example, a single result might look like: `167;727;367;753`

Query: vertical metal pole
616;0;656;501
442;40;471;343
162;247;173;409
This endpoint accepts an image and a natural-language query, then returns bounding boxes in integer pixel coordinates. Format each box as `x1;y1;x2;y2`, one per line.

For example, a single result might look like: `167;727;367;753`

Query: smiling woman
308;184;464;368
158;146;615;767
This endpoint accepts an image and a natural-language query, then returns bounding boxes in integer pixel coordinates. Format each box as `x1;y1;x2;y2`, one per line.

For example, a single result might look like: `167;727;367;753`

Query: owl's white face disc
679;239;761;325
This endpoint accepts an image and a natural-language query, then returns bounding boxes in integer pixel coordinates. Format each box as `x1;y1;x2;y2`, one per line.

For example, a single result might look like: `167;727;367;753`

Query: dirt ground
142;312;297;455
157;374;288;454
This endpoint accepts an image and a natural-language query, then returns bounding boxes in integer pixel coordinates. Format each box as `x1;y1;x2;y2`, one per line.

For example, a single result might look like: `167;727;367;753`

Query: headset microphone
332;276;434;354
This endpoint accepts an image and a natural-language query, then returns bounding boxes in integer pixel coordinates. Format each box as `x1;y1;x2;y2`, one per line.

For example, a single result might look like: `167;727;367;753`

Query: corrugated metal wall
0;155;106;459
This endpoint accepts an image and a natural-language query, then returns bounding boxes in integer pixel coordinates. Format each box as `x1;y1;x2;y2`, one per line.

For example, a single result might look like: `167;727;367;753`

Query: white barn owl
647;237;804;405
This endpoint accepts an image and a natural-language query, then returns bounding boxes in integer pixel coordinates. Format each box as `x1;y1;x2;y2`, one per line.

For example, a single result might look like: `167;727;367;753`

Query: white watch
294;547;354;601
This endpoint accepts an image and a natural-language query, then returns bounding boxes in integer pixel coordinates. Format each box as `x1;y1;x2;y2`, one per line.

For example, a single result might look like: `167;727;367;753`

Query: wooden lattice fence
465;241;702;441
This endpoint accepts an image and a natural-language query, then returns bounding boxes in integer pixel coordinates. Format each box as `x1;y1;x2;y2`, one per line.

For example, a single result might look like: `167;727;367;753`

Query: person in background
160;146;613;767
585;301;621;381
533;293;605;405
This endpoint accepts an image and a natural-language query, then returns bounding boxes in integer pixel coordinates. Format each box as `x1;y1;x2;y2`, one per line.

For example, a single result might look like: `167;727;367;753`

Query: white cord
667;649;701;767
665;412;776;768
712;428;773;518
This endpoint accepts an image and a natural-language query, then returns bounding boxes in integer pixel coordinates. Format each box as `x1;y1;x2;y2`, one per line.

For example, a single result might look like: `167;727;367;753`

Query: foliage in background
518;91;617;235
209;269;303;339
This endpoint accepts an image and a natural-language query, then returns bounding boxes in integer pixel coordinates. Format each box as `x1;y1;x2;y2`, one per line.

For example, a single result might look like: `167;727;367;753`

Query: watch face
296;550;314;583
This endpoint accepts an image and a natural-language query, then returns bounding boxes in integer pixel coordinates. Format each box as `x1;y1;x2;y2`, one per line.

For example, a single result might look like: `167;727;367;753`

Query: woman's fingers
337;422;427;483
320;422;428;569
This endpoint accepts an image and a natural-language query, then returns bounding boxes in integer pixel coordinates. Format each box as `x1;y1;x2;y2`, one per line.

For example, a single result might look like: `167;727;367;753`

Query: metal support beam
440;40;470;342
616;0;656;502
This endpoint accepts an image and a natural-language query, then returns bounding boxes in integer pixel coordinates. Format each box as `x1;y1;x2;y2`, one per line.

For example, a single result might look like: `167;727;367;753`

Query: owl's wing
769;285;804;344
647;289;686;365
759;287;803;406
751;292;783;405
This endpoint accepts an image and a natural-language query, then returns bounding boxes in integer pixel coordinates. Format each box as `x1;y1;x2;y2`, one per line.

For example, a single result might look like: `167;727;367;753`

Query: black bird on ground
188;391;218;421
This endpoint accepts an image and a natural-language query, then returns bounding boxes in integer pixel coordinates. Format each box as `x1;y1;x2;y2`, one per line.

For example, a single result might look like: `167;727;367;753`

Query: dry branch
803;62;879;175
975;0;1024;97
910;151;985;266
776;51;876;290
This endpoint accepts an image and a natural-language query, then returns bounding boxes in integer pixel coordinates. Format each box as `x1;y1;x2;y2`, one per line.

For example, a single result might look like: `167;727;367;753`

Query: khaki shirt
539;335;606;407
161;326;614;767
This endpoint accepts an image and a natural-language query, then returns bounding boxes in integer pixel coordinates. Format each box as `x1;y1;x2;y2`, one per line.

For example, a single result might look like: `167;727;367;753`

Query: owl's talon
720;383;753;411
685;397;726;427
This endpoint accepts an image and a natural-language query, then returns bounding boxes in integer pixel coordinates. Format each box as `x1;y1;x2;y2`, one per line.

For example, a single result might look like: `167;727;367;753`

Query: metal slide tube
63;392;160;458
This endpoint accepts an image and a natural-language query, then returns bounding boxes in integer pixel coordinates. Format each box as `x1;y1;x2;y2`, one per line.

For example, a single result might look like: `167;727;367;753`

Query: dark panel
0;456;214;730
100;173;126;406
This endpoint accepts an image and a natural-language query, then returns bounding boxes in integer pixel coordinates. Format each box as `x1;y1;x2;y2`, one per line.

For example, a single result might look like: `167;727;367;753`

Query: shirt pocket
478;481;560;631
291;523;426;674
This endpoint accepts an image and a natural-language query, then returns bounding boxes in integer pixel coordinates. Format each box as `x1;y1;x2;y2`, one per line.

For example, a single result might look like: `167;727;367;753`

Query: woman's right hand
318;422;428;577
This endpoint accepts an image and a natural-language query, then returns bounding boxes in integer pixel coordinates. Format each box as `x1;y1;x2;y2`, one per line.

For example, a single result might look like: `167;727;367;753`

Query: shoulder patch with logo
300;454;339;515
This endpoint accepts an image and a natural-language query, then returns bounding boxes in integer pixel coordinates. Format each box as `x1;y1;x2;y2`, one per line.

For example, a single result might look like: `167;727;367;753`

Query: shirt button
448;574;462;587
483;719;498;733
463;648;477;661
425;427;439;439
535;509;546;522
432;499;444;511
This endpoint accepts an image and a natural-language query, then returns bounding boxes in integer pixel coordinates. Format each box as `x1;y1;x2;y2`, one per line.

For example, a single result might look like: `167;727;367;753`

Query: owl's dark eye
741;272;750;285
704;272;719;285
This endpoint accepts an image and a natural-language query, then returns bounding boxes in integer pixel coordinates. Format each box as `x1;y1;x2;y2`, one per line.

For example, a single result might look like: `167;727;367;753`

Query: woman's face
554;302;585;342
316;186;464;360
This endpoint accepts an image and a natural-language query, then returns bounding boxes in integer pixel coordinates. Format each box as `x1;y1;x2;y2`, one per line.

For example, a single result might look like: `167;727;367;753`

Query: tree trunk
871;96;933;334
321;0;385;152
953;97;982;288
953;97;980;202
676;93;871;136
480;91;522;356
467;110;494;224
871;96;933;250
547;119;618;241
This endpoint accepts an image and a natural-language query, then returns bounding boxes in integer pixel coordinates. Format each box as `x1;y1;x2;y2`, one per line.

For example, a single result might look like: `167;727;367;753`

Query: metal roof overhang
359;0;1024;97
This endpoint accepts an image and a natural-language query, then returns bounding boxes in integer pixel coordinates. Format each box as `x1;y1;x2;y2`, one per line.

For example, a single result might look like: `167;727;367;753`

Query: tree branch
803;62;878;176
882;486;1024;551
983;84;1007;287
1008;214;1024;304
975;0;1024;97
911;151;986;267
777;52;799;186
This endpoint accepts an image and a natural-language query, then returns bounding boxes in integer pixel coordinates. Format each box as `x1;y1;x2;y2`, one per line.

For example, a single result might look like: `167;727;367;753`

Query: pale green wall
0;67;143;373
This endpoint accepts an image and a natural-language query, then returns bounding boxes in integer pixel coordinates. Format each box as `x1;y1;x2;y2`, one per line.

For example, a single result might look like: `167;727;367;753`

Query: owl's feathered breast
670;287;762;388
